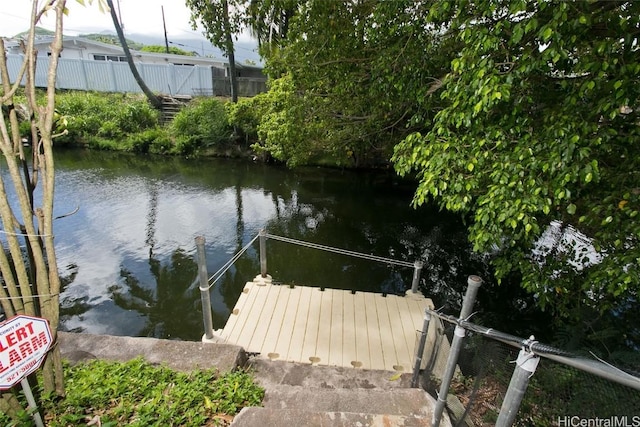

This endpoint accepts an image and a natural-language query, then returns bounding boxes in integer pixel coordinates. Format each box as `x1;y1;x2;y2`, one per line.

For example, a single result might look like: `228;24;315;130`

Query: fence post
195;236;214;340
79;59;89;91
259;229;267;278
411;309;431;388
168;63;176;95
107;60;117;92
411;260;424;293
495;338;540;427
431;275;482;427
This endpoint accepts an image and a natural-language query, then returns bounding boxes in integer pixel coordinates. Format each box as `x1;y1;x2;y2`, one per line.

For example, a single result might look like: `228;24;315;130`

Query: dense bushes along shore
19;91;262;158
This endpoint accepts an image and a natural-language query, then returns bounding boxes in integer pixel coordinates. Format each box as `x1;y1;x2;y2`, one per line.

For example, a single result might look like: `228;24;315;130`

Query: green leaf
567;204;576;215
388;372;403;381
585;172;593;183
512;25;524;44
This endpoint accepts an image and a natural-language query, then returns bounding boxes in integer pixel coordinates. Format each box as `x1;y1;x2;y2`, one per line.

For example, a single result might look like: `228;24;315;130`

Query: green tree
140;45;196;56
254;0;449;167
81;33;144;50
246;0;297;50
186;0;241;102
248;0;639;350
0;0;74;418
392;1;639;319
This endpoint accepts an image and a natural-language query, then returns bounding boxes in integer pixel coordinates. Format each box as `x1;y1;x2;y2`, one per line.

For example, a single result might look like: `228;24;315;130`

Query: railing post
495;338;540;427
411;309;431;388
431;275;482;427
195;236;214;340
259;228;267;278
411;260;424;293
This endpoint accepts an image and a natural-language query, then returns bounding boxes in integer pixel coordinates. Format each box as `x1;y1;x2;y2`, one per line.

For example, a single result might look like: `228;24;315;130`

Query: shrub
55;92;159;147
226;96;265;147
85;136;122;151
145;128;173;154
170;97;232;153
116;102;158;134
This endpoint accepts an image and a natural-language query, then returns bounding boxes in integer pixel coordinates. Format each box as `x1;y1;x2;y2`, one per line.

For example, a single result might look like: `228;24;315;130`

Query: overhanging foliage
241;0;639;324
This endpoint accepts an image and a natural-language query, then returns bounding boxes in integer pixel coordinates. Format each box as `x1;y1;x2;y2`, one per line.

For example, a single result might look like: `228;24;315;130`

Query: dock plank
300;288;322;363
341;292;358;368
288;286;313;362
271;286;302;360
352;292;369;368
375;294;398;371
247;284;281;351
364;292;384;370
315;289;333;365
218;279;432;371
328;289;344;366
217;284;249;339
387;296;412;371
223;283;261;346
260;285;291;357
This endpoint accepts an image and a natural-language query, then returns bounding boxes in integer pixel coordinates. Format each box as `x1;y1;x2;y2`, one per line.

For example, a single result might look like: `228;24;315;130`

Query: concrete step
235;359;453;427
262;386;433;417
58;332;245;372
247;358;414;390
230;407;431;427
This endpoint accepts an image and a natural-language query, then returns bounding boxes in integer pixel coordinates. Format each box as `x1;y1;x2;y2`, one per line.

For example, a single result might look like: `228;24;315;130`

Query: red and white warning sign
0;315;53;390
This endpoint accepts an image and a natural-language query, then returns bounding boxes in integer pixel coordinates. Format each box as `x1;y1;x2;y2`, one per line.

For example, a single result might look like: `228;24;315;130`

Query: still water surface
11;150;524;340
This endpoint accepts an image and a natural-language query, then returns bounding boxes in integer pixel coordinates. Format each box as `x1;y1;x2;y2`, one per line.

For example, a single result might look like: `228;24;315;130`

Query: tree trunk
105;0;162;109
0;0;68;417
222;0;238;103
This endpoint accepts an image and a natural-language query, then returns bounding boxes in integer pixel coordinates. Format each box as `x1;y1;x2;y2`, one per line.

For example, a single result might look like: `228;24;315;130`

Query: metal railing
413;276;640;426
194;229;425;339
193;230;640;425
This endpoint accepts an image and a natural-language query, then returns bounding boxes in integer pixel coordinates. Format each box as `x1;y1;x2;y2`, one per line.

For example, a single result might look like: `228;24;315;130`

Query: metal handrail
260;230;424;293
264;233;416;268
194;229;427;338
424;308;640;392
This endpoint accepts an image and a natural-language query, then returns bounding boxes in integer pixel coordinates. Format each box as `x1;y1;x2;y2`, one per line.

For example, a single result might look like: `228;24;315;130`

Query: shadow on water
7;149;552;341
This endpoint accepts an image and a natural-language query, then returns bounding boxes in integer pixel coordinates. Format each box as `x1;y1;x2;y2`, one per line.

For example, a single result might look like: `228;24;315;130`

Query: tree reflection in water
46;152;552;342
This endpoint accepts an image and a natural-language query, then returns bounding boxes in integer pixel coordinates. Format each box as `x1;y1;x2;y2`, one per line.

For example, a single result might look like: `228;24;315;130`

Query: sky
0;0;259;61
0;0;206;39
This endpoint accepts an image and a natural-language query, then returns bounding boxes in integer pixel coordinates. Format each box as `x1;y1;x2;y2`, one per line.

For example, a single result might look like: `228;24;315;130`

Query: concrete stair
159;95;191;123
230;358;452;427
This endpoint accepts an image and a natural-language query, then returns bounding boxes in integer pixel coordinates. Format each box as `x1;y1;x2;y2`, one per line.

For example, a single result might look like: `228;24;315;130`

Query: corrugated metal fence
5;54;266;97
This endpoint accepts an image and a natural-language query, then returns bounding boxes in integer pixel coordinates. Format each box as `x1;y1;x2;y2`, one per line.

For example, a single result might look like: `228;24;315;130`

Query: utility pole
162;5;169;54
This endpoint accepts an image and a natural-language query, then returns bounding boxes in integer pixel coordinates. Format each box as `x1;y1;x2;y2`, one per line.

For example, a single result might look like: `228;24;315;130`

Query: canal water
5;149;545;341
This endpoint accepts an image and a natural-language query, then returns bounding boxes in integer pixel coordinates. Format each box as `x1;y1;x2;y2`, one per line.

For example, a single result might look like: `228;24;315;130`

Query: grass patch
1;358;264;427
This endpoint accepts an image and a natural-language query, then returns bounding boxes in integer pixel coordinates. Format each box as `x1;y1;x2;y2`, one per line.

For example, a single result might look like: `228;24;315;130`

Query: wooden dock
213;275;434;372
